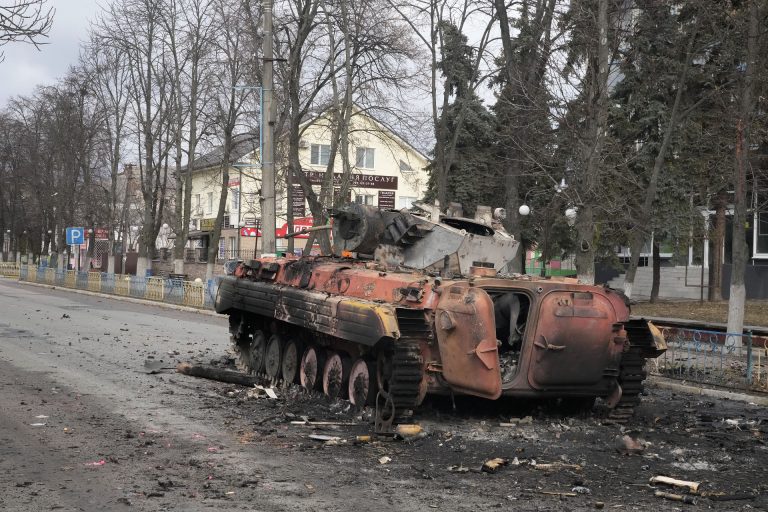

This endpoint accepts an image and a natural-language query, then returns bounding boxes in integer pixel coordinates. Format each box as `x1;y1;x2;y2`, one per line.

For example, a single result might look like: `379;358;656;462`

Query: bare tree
160;0;216;274
81;41;131;273
95;0;175;276
0;0;54;61
388;0;495;208
204;0;253;279
727;0;762;340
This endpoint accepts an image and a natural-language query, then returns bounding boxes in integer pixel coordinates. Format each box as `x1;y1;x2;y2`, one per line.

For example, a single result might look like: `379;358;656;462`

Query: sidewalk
12;278;220;318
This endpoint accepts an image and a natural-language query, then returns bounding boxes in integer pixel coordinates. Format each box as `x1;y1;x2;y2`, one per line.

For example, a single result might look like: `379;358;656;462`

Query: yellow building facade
188;109;430;258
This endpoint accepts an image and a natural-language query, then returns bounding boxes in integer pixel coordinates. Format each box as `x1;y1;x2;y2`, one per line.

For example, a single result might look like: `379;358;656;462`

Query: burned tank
214;202;666;426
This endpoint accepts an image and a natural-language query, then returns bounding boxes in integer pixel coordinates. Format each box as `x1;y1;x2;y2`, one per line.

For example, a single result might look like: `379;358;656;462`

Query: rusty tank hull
215;203;665;422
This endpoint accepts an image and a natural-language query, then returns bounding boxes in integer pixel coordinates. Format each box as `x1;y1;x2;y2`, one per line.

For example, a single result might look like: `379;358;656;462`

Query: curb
648;376;768;406
14;280;221;318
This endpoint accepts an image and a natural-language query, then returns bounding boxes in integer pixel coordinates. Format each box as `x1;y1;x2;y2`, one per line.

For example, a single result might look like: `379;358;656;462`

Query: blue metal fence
165;278;185;305
16;264;221;313
652;326;765;391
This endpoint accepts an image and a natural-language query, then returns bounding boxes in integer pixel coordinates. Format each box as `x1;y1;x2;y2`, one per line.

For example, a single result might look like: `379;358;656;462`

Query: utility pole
261;0;277;254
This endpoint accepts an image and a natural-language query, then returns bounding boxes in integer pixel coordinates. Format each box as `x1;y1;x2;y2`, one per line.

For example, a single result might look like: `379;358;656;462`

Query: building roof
190;132;259;171
299;104;429;162
191;106;428;173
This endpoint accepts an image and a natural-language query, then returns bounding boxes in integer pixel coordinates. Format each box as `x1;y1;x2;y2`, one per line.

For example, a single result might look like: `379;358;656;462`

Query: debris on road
539;490;578;497
176;362;259;387
378;456;392;464
395;424;424;439
85;460;107;467
615;434;645;455
246;385;278;399
481;458;508;473
654;489;697;504
499;416;533;427
649;475;701;493
290;420;359;426
532;461;582;471
143;359;174;374
308;434;344;445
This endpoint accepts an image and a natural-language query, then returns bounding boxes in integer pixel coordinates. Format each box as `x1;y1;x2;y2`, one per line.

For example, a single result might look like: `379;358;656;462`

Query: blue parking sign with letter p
66;227;85;245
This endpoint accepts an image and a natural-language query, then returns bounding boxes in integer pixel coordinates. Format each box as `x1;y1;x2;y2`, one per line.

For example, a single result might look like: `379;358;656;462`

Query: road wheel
300;346;325;391
281;338;302;385
264;334;283;380
322;351;348;400
348;358;375;407
244;330;267;375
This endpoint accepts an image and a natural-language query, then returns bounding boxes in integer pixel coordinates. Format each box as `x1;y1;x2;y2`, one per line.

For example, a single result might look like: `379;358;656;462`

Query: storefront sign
291;184;305;217
304;171;398;190
378;190;395;210
200;218;217;232
241;218;316;239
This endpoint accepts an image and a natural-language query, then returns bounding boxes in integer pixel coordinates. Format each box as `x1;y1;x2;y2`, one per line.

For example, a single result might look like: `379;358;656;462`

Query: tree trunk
650;240;661;303
206;136;232;281
709;193;726;301
726;0;758;343
576;0;609;284
575;204;596;284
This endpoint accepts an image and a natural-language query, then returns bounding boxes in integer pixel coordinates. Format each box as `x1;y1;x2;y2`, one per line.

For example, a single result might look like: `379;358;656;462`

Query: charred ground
0;279;766;511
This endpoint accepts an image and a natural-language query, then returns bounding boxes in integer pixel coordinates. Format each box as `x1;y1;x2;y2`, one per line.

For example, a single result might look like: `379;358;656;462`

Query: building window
355;194;375;206
194;194;201;214
755;212;768;257
207;192;213;215
228;237;236;257
399;160;414;174
218;237;226;259
399;196;417;209
310;144;331;165
231;189;239;211
356;147;375;169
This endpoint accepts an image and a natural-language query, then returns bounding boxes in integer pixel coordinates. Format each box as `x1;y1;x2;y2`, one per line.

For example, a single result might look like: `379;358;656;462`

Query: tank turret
330;202;519;276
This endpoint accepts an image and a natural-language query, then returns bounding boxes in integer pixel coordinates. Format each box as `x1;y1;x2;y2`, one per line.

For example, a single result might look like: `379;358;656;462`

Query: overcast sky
0;0;101;105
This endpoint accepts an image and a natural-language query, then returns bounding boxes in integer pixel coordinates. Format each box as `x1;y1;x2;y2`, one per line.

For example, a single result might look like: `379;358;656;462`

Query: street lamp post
21;230;29;265
518;178;574;277
261;0;276;254
238;220;246;259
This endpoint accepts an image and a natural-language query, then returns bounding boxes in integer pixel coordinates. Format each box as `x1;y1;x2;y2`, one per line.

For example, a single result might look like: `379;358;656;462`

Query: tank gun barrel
281;224;332;239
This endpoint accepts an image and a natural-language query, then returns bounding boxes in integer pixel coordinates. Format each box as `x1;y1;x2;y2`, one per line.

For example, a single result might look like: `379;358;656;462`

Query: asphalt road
1;278;766;511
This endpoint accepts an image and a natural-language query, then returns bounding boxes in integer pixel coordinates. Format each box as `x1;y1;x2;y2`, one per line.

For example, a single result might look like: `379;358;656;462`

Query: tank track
388;341;424;411
607;346;647;423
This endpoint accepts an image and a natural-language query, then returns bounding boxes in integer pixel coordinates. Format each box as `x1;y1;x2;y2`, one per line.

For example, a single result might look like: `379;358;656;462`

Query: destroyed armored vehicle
215;202;666;425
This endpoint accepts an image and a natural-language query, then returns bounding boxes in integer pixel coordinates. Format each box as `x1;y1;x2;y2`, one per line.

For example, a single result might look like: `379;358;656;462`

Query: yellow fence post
145;277;164;301
183;281;205;307
115;275;130;296
88;272;101;292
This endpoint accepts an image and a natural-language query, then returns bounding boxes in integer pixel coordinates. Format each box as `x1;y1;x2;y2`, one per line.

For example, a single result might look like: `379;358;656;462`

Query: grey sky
0;0;100;105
